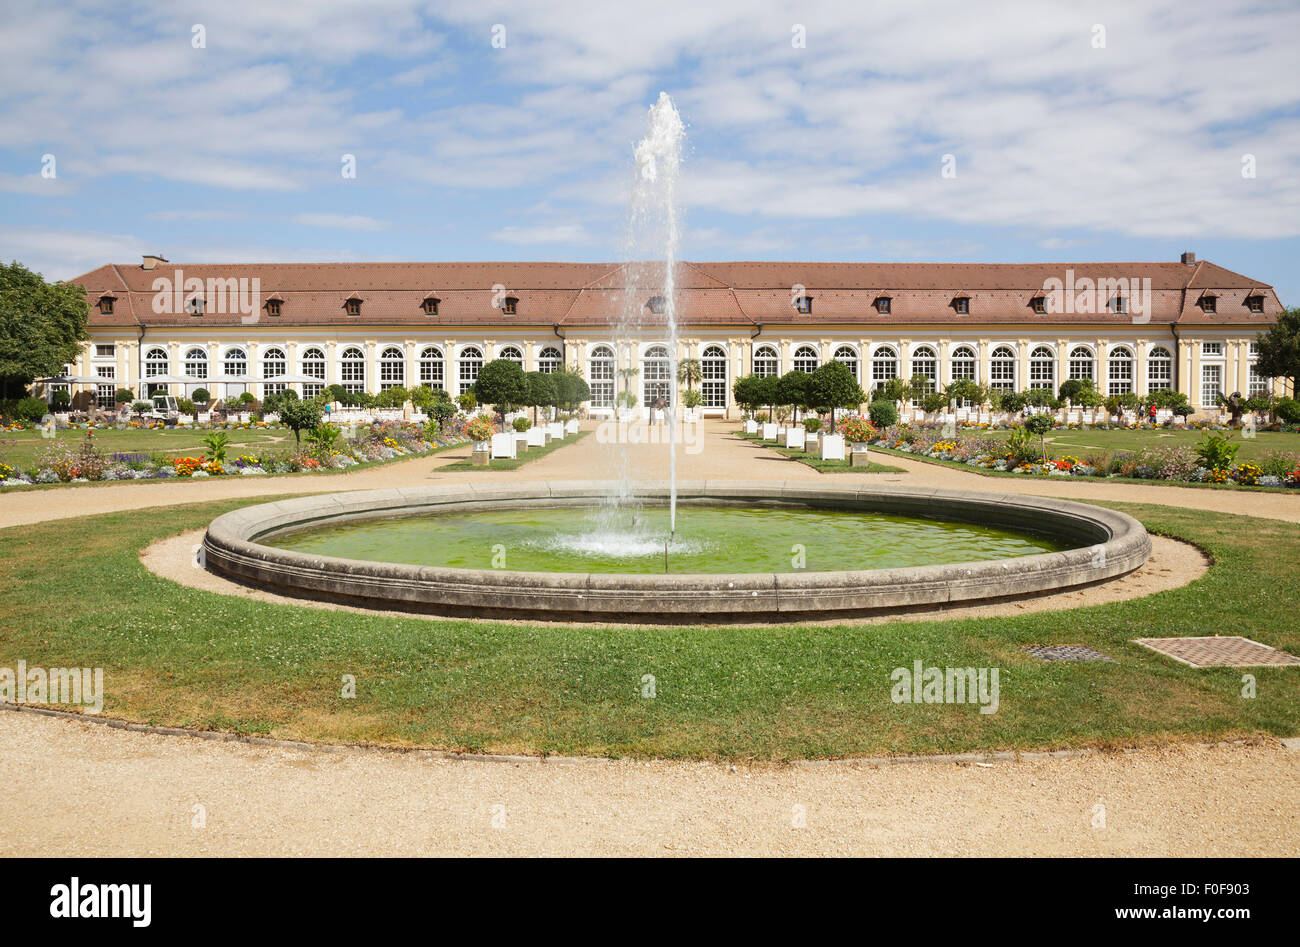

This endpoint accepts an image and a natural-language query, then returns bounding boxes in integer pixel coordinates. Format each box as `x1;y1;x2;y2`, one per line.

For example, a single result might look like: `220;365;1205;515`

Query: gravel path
1;711;1294;856
2;419;1296;856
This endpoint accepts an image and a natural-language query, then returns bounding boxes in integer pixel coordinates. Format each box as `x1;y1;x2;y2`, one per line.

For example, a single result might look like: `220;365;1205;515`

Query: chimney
1180;251;1196;265
141;253;168;270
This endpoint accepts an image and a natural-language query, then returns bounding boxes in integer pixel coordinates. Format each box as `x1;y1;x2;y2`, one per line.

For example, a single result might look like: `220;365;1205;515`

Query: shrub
868;400;898;427
1274;397;1300;425
14;396;48;423
304;422;342;457
178;398;196;415
192;388;211;404
50;390;70;411
465;416;496;443
1195;431;1239;470
279;399;324;447
131;400;151;415
840;415;876;444
512;417;532;432
201;431;231;463
802;417;822;434
114;388;134;405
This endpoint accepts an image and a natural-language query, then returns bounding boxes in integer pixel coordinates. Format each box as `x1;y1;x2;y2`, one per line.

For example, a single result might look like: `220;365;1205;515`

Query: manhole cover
1022;645;1115;662
1132;636;1300;668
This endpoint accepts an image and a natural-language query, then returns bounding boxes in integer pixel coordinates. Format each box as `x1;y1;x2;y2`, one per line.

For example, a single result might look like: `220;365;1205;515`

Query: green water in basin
265;505;1068;575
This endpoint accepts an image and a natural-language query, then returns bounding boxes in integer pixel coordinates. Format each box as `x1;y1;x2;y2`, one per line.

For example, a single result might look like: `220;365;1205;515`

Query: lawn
0;426;290;469
943;425;1300;464
736;432;903;474
1;496;1295;760
439;429;591;471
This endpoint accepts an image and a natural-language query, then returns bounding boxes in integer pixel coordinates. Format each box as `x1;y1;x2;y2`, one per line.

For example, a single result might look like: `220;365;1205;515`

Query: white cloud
490;224;596;245
293;213;389;231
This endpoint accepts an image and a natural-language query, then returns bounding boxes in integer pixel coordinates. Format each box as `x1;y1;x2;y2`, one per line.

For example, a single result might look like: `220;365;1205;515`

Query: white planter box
565;419;579;434
683;409;699;423
490;433;516;459
743;419;758;434
761;422;778;441
526;428;546;447
547;422;565;440
785;426;806;449
820;434;846;461
513;431;531;451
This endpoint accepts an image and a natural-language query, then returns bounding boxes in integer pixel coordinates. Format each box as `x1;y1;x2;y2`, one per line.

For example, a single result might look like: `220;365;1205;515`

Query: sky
1;0;1298;301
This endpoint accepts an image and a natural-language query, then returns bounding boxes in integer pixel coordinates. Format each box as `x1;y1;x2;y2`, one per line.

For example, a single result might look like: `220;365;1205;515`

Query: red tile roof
67;259;1283;330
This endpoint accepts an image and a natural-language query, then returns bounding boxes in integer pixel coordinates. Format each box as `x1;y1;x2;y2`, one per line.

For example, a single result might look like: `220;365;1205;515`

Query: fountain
198;94;1152;624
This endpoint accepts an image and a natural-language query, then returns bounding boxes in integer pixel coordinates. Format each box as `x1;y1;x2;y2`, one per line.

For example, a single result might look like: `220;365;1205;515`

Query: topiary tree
807;360;865;433
1024;412;1054;458
192;388;211;405
526;371;557;425
681;388;703;410
279;398;323;448
776;370;811;423
114;388;134;405
472;359;530;427
551;369;590;414
731;374;763;418
868;399;898;427
50;389;71;411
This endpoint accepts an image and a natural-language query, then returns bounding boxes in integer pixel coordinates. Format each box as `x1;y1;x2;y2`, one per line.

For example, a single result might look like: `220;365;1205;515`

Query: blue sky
2;0;1298;301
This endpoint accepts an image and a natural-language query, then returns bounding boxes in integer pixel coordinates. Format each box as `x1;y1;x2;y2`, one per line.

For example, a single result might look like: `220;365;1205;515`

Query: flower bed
864;423;1300;489
0;419;471;487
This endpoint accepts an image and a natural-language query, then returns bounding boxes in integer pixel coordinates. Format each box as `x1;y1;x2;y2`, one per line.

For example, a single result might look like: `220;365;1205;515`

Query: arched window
1107;346;1133;396
379;346;405;390
262;347;287;397
642;344;671;407
301;347;326;399
753;345;779;378
871;345;898;390
498;345;523;368
989;345;1016;391
833;345;858;381
458;345;482;396
793;345;819;374
701;345;727;409
144;347;169;395
1029;345;1055;390
340;346;366;394
588;345;614;408
1068;345;1095;383
184;348;208;380
223;347;247;377
950;345;976;383
910;346;937;393
418;346;444;390
1147;346;1172;392
538;346;562;374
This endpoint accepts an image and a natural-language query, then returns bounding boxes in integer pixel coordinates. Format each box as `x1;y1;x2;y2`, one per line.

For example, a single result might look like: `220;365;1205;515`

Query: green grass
439;429;591;471
915;425;1300;464
736;432;903;473
1;495;1296;760
0;426;289;469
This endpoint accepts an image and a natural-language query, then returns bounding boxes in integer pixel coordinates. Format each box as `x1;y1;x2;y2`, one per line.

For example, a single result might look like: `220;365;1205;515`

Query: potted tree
465;415;496;466
841;415;877;466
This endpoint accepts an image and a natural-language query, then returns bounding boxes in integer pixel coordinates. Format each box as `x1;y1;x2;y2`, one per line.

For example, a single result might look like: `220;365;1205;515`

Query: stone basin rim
201;480;1152;621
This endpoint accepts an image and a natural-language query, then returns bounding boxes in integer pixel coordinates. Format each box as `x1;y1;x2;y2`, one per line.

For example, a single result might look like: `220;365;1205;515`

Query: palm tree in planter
676;358;702;394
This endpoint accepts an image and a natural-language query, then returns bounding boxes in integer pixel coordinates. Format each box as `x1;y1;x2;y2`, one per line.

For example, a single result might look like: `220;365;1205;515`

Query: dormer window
266;299;282;317
794;295;812;314
1247;294;1264;313
647;295;666;315
185;296;205;316
502;296;518;315
1200;294;1216;314
1031;296;1046;314
345;297;362;316
953;296;970;315
98;296;115;315
422;297;440;316
874;296;891;314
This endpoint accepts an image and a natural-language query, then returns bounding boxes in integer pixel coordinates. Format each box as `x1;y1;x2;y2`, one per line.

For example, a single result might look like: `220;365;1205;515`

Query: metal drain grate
1133;636;1300;668
1022;645;1115;662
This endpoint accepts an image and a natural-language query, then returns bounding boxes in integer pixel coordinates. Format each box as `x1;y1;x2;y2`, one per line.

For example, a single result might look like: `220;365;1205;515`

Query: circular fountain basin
201;481;1151;623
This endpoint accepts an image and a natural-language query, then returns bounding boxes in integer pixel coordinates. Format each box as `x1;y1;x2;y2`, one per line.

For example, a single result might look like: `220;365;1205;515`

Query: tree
732;374;765;417
472;359;529;426
0;262;90;399
525;371;557;424
1255;308;1300;394
677;358;702;392
192;388;211;405
776;370;811;423
1024;412;1054;458
806;360;865;433
554;369;590;412
279;398;323;448
372;385;410;409
262;388;299;416
945;378;983;415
